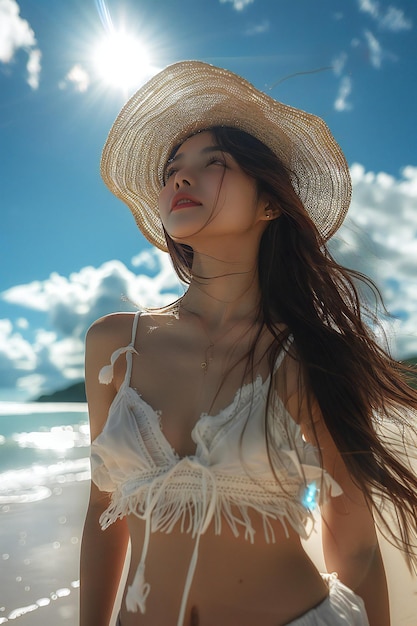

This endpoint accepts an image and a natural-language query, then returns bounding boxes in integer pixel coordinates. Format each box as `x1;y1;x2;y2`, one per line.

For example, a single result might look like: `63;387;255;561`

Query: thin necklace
179;301;256;374
180;303;217;373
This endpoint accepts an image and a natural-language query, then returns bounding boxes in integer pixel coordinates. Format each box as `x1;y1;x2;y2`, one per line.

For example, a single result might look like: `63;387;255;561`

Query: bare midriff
118;512;329;626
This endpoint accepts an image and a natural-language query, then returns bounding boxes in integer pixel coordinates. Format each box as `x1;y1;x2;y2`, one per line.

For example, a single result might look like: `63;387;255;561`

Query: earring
266;214;271;219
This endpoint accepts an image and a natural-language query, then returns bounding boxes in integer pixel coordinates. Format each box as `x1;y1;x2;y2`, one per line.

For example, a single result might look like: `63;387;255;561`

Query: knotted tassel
125;562;151;613
126;508;152;614
98;345;138;385
98;363;114;385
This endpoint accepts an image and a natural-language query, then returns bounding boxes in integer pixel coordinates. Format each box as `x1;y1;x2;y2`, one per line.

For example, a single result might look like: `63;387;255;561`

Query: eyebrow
166;145;226;165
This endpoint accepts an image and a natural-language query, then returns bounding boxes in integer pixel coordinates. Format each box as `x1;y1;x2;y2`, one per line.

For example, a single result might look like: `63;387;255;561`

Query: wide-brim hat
101;60;351;250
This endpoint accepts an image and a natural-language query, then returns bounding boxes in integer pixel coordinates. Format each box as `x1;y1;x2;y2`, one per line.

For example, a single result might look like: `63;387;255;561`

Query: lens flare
92;0;155;91
95;0;113;33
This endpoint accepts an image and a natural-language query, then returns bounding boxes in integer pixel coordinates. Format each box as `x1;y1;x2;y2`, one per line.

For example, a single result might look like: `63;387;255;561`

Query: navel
190;605;199;626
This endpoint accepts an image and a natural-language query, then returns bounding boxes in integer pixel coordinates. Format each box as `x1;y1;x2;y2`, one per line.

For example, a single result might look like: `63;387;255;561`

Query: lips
171;193;201;211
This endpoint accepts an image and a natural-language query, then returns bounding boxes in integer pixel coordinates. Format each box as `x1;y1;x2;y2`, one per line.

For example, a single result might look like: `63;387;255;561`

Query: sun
92;30;155;91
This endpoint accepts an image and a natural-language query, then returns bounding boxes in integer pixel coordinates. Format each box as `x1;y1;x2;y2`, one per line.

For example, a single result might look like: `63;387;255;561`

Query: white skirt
286;574;369;625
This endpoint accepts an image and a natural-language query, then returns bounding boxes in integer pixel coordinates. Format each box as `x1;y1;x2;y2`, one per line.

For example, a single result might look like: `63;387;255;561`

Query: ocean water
0;402;90;505
0;403;90;623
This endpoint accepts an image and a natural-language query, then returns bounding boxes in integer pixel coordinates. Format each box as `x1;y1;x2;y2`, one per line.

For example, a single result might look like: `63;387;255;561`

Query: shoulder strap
98;311;141;385
130;310;142;346
125;311;142;383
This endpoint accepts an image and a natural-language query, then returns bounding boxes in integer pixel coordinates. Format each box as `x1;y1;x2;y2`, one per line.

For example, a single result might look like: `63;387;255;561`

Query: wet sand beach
0;482;88;625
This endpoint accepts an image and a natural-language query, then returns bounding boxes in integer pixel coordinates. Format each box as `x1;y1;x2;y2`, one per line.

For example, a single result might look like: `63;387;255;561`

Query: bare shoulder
86;312;137;348
85;311;140;386
86;310;172;345
85;312;139;440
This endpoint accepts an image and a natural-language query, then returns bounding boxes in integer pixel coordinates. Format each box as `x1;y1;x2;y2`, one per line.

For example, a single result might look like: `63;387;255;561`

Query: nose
175;176;190;189
173;166;193;189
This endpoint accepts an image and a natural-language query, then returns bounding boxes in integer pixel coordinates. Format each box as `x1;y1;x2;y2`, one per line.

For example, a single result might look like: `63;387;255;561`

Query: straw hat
101;60;351;250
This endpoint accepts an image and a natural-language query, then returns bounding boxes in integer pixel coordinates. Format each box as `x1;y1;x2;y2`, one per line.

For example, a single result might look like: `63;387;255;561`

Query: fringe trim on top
99;458;341;537
98;457;340;626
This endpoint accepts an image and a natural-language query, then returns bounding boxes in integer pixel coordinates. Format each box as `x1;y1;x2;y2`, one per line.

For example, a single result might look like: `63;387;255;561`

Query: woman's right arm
79;317;131;626
80;485;129;625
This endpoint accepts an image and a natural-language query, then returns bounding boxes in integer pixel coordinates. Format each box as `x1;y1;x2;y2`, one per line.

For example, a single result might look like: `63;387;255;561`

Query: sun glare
93;31;154;91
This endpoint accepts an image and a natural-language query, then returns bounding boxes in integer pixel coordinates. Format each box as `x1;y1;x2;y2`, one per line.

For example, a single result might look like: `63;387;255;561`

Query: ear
261;200;281;222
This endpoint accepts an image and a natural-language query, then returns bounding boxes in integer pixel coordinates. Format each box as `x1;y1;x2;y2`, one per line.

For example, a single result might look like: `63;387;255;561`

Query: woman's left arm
304;410;390;626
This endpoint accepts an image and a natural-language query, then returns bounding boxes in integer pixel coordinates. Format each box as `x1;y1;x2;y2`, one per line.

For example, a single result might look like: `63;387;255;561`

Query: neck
180;248;262;330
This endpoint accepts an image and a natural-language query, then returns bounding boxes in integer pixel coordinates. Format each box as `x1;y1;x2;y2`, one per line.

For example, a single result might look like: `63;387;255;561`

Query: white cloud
46;335;85;380
0;319;69;397
332;52;348;76
26;47;41;89
379;6;412;32
358;0;379;19
330;164;417;357
131;249;159;271
358;0;412;32
0;0;41;88
16;317;28;329
245;20;269;36
0;0;34;62
59;64;90;93
0;319;37;387
220;0;254;11
2;253;182;331
364;29;382;68
334;75;353;112
1;251;184;397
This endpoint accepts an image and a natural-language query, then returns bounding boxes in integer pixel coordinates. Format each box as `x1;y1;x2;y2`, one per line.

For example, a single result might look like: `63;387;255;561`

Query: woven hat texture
101;60;351;250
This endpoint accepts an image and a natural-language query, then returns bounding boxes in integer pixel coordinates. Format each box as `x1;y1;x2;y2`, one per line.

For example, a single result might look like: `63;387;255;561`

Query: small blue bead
302;482;318;510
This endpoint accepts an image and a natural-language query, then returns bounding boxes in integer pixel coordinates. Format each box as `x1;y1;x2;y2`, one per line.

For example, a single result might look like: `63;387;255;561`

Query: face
158;131;270;247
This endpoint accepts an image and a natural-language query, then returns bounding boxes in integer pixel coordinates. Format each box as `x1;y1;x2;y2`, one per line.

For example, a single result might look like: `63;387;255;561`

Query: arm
304;409;390;626
79;316;131;626
80;485;129;625
281;355;390;626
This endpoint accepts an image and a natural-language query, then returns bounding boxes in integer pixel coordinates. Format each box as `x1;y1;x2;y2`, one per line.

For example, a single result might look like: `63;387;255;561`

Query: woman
80;61;417;626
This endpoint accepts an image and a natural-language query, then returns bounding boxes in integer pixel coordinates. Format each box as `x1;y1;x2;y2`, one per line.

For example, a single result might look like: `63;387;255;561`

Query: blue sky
1;0;416;401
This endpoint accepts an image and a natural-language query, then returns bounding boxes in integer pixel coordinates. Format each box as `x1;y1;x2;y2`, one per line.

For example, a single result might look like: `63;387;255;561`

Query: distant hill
35;381;86;403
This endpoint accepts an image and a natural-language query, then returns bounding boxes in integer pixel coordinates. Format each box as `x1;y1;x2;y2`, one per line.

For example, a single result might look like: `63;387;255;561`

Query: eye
206;156;226;168
163;166;177;183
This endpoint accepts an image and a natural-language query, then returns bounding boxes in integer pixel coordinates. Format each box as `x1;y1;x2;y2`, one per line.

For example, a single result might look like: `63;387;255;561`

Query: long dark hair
163;126;417;567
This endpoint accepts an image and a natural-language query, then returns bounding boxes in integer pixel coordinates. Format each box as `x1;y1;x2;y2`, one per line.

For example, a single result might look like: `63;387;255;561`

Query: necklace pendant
201;355;213;373
201;344;213;374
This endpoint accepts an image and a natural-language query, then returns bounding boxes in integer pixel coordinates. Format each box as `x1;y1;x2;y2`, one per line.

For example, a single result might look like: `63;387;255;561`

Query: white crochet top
90;311;342;626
